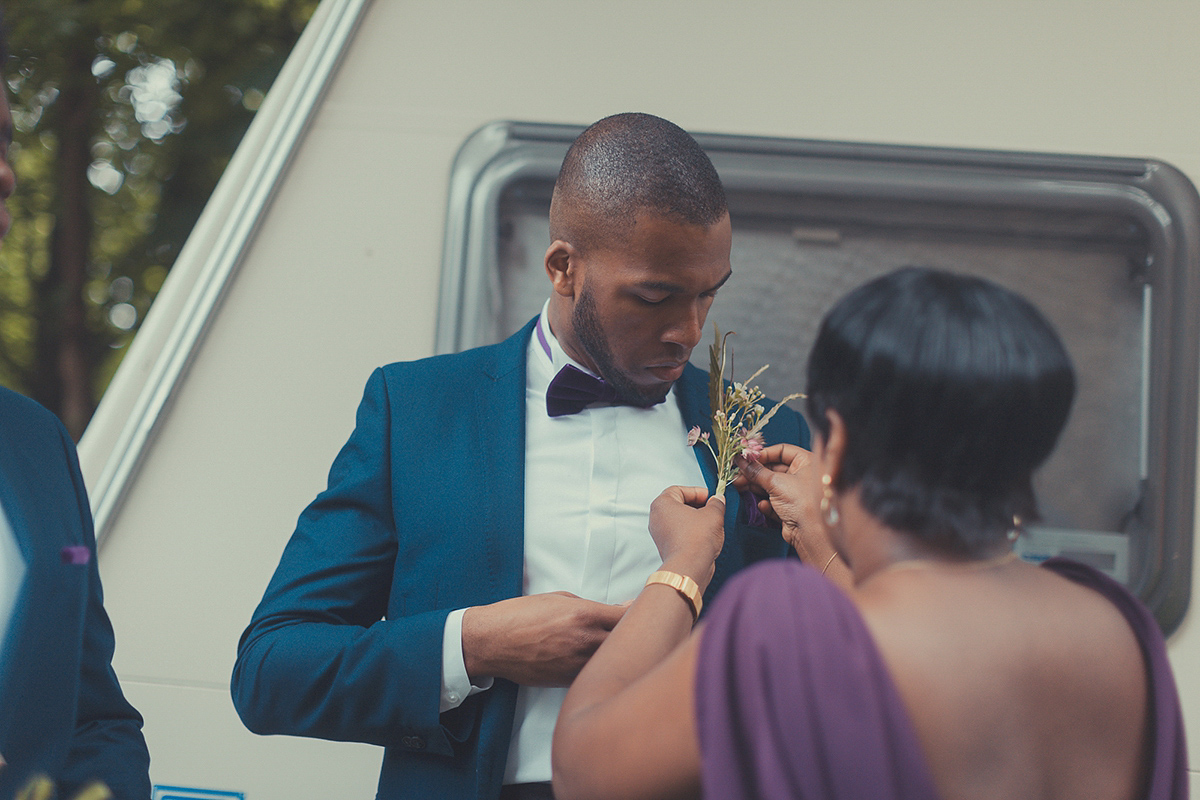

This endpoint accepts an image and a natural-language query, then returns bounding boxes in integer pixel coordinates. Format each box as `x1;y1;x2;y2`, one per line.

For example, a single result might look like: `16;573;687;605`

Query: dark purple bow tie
546;364;618;417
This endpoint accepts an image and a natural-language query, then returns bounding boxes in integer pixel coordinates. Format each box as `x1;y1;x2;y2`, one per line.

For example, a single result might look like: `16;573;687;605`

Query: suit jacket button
402;736;426;750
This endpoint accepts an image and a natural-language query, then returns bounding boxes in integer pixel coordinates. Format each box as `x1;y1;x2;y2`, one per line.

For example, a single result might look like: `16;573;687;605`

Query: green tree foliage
1;0;318;438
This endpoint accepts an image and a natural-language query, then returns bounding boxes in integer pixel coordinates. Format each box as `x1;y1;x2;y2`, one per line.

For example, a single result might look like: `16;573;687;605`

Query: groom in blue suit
0;53;150;799
232;113;809;800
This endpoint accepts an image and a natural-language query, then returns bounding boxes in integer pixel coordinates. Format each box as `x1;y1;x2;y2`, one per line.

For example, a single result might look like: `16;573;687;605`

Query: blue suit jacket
0;388;151;799
232;319;808;799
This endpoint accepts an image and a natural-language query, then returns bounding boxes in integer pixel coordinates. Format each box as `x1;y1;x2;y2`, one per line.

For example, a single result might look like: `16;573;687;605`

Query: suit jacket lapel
0;462;36;567
0;439;82;764
0;466;31;699
676;364;717;493
474;318;536;599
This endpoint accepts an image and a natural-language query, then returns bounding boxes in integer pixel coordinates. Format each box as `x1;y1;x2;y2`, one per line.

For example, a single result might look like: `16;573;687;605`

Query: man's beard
573;285;672;408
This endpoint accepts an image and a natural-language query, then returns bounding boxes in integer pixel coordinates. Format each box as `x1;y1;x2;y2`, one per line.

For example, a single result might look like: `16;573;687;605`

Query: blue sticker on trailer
153;787;245;800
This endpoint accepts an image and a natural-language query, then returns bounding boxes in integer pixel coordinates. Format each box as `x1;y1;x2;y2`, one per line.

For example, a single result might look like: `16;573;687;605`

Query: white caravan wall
80;1;1200;797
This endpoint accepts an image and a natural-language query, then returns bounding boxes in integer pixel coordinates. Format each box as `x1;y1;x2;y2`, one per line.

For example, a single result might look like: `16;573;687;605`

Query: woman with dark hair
551;267;1185;800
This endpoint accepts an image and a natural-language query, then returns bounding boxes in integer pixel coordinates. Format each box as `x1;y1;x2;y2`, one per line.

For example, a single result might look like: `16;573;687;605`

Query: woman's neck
839;498;1018;587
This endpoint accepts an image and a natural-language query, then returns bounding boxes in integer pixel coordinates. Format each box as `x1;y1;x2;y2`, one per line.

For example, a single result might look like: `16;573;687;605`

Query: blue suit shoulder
376;320;532;387
0;388;86;487
0;386;69;445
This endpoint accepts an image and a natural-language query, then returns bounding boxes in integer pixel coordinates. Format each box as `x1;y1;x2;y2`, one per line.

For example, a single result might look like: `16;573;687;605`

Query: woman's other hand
736;445;842;575
733;444;816;530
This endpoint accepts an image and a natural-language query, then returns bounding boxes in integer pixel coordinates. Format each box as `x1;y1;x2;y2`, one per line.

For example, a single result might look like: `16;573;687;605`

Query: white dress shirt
439;301;706;784
0;500;26;668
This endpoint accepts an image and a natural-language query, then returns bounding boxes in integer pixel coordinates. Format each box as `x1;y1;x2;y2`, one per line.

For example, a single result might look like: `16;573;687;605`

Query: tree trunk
33;38;98;440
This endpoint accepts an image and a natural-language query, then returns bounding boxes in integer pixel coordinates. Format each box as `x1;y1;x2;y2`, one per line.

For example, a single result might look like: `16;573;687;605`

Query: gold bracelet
821;553;838;575
645;570;703;621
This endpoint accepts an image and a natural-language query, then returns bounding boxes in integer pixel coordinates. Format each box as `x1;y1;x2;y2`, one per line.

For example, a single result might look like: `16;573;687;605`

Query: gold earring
820;474;839;527
1007;515;1023;542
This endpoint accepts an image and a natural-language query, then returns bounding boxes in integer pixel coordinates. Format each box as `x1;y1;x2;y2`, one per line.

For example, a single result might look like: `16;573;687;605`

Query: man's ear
545;240;580;298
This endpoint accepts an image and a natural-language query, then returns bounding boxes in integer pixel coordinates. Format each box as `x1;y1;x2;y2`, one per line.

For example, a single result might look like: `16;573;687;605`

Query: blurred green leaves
1;0;318;437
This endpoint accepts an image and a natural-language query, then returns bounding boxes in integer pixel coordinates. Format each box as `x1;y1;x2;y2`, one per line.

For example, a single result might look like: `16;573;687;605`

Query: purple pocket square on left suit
60;545;90;565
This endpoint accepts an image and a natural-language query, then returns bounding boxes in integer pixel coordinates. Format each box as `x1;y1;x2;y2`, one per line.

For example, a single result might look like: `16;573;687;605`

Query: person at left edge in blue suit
0;389;152;800
0;24;151;798
232;113;810;800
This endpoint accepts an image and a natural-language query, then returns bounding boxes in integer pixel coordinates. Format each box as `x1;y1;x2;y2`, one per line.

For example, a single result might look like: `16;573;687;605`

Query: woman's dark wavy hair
805;266;1076;556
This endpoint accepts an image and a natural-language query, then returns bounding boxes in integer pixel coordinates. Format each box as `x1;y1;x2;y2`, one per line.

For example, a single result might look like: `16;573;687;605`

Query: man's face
0;76;15;240
561;213;733;406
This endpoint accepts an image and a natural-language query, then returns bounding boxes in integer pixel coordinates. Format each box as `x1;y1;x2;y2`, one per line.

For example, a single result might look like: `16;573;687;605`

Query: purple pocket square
739;490;767;527
60;545;91;565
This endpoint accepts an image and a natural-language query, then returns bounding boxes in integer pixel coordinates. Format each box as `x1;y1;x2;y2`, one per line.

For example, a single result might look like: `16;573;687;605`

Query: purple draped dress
695;557;1187;800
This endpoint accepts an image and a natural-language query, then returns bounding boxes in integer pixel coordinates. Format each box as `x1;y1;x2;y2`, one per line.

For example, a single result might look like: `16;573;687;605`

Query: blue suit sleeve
231;369;460;755
55;416;152;800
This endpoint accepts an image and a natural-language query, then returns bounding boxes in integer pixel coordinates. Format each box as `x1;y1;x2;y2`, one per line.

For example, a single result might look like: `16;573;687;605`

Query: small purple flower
60;545;90;565
686;426;709;447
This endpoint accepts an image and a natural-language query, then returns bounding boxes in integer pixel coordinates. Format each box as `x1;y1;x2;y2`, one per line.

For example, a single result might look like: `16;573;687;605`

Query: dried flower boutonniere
689;324;803;497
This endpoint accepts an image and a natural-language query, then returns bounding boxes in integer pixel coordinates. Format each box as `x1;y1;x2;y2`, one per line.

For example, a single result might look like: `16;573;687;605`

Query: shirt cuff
441;607;494;713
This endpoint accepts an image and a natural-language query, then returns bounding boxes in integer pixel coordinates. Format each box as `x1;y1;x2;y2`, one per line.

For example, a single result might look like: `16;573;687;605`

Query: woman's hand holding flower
735;444;840;572
648;486;725;591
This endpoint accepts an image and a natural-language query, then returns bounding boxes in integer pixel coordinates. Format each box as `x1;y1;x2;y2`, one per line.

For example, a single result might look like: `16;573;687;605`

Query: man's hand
648;485;725;589
461;592;627;687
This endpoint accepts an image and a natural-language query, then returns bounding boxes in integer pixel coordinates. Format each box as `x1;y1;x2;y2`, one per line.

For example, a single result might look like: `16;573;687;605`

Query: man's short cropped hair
550;112;727;252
